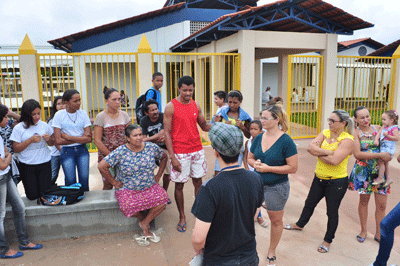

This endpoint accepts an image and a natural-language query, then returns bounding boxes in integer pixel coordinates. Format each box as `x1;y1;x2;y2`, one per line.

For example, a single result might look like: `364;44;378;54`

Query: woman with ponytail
284;110;355;254
247;104;298;266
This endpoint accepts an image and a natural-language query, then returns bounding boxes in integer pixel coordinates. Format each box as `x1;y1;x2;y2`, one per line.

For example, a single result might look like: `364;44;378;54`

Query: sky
1;0;399;47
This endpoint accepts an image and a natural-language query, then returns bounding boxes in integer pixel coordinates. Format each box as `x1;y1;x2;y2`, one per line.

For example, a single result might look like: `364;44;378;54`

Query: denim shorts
264;181;290;211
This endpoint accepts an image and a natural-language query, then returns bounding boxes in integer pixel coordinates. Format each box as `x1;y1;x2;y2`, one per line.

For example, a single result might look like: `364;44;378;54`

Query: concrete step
4;190;150;243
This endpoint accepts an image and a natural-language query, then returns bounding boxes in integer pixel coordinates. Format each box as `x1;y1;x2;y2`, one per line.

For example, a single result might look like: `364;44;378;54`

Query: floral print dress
348;126;390;195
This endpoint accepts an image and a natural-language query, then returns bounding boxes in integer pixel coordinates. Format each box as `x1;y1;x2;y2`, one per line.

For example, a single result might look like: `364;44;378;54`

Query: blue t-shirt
250;133;297;186
146;87;162;111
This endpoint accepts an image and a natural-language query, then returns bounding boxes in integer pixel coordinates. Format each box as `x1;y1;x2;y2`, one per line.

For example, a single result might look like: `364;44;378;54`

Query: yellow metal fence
287;55;324;139
0;54;24;113
153;53;241;144
336;56;396;124
37;53;139;151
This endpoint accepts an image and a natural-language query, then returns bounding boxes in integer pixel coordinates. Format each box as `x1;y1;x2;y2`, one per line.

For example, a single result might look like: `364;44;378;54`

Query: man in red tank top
164;76;212;233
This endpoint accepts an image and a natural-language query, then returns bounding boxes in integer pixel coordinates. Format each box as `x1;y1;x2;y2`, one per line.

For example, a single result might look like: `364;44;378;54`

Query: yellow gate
287;55;324;139
152;53;241;144
0;54;24;113
336;56;396;124
36;53;139;151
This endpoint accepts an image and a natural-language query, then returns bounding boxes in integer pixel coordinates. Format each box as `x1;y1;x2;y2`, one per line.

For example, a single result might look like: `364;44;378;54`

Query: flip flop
383;180;394;188
19;244;43;250
167;198;172;204
146;232;161;243
374;237;380;243
356;235;365;243
317;245;329;253
284;224;302;230
133;234;150;247
267;256;276;266
259;221;269;228
0;251;23;259
177;222;186;233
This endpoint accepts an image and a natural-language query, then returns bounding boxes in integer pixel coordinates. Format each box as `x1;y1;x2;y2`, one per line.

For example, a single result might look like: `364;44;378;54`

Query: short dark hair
214;90;226;101
0;104;9;123
20;99;41;129
228;90;243;102
218;152;240;164
125;124;140;138
249;120;262;130
63;89;80;102
152;72;163;80
143;99;159;114
178;76;195;88
353;106;367;118
103;86;119;100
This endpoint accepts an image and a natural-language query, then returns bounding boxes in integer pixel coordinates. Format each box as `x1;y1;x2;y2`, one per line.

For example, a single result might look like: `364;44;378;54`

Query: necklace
67;111;77;123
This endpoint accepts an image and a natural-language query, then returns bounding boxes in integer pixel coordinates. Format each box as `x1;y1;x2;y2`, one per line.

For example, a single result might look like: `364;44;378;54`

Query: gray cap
209;123;243;157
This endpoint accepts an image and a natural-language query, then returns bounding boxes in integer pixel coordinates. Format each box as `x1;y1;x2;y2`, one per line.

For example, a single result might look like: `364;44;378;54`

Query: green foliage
291;111;318;128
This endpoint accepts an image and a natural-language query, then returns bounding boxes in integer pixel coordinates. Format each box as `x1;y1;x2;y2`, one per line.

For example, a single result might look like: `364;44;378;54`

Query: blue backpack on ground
40;183;85;206
135;88;157;124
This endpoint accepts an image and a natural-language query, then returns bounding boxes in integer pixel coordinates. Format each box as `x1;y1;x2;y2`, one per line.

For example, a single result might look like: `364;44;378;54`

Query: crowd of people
0;74;399;265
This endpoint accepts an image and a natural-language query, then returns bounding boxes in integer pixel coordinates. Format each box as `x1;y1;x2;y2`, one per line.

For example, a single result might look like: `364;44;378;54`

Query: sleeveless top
315;129;354;179
171;99;203;154
247;138;254;171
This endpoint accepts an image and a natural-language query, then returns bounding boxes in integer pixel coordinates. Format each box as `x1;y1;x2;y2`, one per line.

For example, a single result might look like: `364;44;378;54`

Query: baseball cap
209;122;243;157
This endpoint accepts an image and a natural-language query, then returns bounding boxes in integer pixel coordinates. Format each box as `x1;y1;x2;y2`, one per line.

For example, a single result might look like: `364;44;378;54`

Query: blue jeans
60;145;90;192
204;251;259;266
0;172;29;255
373;201;400;266
51;155;61;184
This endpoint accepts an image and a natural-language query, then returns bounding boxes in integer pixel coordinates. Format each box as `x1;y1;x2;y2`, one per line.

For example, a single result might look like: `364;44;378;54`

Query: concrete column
238;30;256;118
18;34;41;102
320;34;338;130
254;59;261;117
391;46;400;111
137;35;153;96
277;54;290;107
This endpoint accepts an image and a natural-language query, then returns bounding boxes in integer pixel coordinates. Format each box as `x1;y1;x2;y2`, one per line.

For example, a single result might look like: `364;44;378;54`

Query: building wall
84;21;191;53
338;45;376;56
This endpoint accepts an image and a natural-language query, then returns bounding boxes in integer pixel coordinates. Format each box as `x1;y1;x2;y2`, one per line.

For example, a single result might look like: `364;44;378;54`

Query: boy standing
146;72;163;111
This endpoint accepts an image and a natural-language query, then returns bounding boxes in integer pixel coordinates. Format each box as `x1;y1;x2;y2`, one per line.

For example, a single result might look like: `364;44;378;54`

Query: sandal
146;232;161;243
317;245;329;253
267;256;276;266
133;234;150;247
283;223;302;231
356;235;365;243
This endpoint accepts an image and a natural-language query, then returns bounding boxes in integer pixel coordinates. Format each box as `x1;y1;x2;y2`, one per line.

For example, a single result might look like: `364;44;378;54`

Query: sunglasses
327;118;341;123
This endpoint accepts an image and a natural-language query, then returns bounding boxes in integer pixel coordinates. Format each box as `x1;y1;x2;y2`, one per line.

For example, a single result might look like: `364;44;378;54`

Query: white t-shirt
10;121;53;165
52;109;92;147
0;137;10;175
48;119;60;157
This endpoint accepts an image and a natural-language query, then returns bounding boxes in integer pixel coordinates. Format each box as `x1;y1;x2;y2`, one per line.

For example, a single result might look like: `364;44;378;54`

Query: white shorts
163;150;171;175
170;150;207;183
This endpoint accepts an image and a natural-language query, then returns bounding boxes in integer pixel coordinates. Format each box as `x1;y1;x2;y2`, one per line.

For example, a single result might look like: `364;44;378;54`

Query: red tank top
171;99;203;154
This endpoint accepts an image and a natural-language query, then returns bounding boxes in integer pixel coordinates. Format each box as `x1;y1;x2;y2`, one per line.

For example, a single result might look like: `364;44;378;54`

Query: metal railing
287;55;324;139
152;53;241;144
0;54;24;113
336;56;396;125
37;53;139;151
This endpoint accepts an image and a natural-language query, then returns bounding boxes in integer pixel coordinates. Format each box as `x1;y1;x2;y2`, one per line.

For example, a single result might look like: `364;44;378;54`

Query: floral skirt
348;160;390;195
115;183;168;218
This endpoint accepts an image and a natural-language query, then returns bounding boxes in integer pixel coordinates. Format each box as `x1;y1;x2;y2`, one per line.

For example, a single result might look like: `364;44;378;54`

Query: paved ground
4;139;400;266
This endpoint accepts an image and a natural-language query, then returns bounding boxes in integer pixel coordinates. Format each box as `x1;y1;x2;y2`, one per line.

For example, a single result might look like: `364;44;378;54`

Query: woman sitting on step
98;124;168;247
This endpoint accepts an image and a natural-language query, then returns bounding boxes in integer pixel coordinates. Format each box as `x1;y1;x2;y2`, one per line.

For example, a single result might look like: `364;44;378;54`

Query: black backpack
40;183;85;206
135;88;157;124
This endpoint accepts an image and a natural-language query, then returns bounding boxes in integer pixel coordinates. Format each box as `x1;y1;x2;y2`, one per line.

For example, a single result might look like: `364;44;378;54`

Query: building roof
163;0;259;8
368;39;400;57
171;0;374;52
337;37;384;52
48;2;186;52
